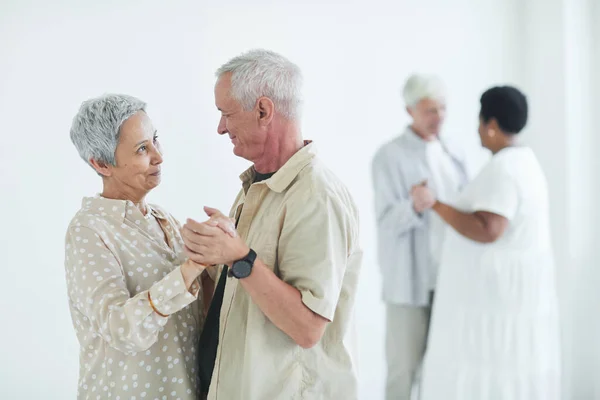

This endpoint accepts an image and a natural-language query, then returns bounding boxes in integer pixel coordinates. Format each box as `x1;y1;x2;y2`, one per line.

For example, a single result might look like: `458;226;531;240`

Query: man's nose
217;116;228;135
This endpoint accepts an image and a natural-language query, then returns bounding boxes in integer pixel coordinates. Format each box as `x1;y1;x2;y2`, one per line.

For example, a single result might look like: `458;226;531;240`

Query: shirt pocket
248;231;279;271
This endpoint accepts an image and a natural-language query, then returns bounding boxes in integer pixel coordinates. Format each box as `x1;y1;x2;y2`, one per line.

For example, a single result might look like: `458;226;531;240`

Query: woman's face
105;111;163;194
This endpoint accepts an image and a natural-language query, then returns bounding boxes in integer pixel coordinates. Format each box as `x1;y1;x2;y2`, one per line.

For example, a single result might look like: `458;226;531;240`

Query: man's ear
89;158;112;177
256;97;275;126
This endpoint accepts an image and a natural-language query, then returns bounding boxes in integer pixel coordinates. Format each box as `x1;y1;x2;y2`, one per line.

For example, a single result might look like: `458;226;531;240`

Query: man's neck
410;125;437;142
254;124;304;174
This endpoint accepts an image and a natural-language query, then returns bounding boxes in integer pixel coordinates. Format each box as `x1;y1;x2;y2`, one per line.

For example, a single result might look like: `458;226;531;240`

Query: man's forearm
239;259;327;348
432;201;493;243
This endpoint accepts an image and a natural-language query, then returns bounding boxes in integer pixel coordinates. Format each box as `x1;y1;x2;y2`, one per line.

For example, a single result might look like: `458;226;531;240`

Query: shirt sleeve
372;148;424;237
468;164;519;220
276;190;357;321
64;225;199;354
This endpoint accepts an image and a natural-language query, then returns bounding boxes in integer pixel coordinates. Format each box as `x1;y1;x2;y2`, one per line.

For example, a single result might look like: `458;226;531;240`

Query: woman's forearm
432;201;496;243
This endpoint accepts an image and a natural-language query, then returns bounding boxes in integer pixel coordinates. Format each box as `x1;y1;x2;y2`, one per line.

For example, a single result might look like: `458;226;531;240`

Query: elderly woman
64;94;231;399
415;86;561;399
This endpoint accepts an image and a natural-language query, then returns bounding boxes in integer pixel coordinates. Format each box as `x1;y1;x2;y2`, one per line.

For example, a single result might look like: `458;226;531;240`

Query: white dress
420;147;561;400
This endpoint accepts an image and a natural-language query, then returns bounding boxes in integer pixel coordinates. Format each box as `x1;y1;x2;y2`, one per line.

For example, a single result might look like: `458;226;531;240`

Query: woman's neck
101;185;149;215
490;135;518;154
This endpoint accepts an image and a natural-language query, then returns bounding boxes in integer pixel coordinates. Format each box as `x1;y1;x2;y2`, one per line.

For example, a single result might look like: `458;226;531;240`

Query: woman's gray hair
402;74;446;108
215;49;303;120
70;94;146;169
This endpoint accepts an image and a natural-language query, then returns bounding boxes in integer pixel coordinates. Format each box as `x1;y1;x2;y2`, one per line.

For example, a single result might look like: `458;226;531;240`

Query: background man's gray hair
70;94;146;169
215;49;303;120
402;74;446;108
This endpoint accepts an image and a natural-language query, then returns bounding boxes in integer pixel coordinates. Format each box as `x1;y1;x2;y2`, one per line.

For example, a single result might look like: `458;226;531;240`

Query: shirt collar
81;195;168;222
402;126;452;150
239;140;316;193
402;126;429;148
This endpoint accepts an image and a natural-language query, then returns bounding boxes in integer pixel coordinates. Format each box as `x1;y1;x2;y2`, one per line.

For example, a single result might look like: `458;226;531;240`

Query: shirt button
158;296;164;302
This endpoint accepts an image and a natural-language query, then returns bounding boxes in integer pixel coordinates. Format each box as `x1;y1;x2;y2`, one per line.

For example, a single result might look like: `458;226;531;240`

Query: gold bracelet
147;292;169;318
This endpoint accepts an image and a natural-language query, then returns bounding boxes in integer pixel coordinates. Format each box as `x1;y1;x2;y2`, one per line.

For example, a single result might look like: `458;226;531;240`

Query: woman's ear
89;158;112;177
488;118;501;136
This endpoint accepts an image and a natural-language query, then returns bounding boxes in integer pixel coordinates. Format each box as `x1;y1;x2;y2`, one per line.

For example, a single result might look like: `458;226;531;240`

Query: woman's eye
138;145;147;153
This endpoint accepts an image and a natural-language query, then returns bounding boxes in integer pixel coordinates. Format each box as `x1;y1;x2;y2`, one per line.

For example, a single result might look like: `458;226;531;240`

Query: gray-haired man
181;49;363;400
372;74;476;400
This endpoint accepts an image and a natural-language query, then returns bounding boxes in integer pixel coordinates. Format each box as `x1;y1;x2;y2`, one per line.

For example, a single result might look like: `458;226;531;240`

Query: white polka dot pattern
64;196;204;399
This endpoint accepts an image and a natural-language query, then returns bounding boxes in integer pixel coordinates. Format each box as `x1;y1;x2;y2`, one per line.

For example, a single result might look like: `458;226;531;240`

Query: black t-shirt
197;169;275;395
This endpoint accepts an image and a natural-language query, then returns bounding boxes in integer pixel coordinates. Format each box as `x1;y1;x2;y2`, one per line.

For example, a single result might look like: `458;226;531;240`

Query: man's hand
181;207;249;266
204;206;237;238
411;180;436;213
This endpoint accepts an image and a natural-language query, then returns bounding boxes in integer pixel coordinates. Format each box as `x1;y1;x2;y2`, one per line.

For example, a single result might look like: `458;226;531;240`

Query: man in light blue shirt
372;74;477;400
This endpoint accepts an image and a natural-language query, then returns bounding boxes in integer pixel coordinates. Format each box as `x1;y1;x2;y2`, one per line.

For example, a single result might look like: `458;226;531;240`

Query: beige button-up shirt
208;143;363;400
64;196;205;400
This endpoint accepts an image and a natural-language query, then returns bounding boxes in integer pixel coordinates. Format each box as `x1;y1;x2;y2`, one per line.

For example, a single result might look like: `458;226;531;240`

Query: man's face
407;97;446;136
214;73;268;161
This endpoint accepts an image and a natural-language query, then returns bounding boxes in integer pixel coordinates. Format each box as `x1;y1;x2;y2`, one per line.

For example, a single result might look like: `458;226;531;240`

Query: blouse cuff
148;266;198;316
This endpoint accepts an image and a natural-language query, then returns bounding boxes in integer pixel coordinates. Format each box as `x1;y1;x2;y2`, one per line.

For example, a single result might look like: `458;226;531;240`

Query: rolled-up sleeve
276;190;353;321
64;226;198;354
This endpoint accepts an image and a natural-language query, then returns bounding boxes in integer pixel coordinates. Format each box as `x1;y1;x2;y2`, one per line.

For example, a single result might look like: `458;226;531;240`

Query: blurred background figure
415;86;561;400
371;74;477;400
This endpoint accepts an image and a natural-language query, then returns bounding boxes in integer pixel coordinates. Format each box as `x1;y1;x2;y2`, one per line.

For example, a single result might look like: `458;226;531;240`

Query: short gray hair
70;94;146;169
215;49;303;120
402;74;446;107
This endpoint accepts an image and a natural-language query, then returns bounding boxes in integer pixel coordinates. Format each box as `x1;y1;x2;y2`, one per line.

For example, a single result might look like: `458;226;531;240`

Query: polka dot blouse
64;196;205;400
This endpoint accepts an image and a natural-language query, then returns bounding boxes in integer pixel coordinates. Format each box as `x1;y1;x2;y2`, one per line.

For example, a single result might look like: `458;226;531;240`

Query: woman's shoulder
66;197;112;234
485;146;536;174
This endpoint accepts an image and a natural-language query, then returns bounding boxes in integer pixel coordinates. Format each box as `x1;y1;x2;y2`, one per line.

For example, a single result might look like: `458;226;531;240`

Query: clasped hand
181;206;250;267
410;180;437;213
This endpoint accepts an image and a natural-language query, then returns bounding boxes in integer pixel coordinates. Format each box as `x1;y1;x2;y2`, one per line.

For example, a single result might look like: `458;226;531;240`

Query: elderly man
181;49;363;400
372;74;473;399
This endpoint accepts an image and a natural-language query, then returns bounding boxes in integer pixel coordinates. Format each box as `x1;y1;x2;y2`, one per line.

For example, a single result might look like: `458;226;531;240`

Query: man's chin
232;145;244;157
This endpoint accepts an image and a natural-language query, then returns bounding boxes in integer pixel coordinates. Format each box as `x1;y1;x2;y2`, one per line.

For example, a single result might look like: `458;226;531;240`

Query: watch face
233;260;252;278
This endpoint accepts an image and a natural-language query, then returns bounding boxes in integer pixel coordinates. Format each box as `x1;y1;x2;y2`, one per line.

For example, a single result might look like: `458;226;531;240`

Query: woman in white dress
413;86;561;400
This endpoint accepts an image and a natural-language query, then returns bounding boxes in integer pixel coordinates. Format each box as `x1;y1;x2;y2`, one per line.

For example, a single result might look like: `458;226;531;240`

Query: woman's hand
180;259;206;292
411;181;436;213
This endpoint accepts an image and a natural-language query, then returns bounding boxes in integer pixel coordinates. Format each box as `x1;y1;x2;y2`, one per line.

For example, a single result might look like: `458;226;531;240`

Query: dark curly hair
480;86;528;134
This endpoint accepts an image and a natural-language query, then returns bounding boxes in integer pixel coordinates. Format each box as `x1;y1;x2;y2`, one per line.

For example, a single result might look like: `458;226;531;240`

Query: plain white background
0;0;597;398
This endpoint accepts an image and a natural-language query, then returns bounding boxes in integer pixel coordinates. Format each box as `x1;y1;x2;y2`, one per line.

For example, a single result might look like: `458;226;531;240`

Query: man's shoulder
288;158;357;211
296;156;347;190
286;158;360;244
373;134;415;164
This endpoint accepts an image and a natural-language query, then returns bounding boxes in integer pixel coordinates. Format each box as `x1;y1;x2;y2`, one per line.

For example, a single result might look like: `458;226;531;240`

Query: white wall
516;0;598;397
592;0;600;395
0;0;533;398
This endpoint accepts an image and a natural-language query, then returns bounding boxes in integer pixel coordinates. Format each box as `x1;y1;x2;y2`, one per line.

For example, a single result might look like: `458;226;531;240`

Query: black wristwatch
228;249;257;279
